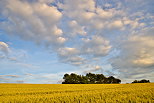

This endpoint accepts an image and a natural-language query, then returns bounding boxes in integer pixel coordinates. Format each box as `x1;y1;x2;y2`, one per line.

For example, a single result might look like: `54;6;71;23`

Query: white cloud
68;20;86;36
56;37;66;44
111;27;154;82
56;35;111;68
62;56;86;66
58;47;79;57
1;0;64;47
110;20;123;29
0;42;10;55
59;0;130;31
84;65;102;73
96;7;114;19
81;36;111;56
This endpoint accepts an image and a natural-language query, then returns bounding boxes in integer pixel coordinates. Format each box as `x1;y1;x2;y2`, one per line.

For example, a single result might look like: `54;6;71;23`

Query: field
0;83;153;103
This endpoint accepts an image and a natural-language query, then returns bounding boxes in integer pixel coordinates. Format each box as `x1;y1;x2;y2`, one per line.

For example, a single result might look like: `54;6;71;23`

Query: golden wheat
0;83;153;103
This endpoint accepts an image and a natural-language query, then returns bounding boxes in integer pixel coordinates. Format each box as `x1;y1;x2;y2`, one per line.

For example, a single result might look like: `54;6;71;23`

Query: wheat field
0;83;153;103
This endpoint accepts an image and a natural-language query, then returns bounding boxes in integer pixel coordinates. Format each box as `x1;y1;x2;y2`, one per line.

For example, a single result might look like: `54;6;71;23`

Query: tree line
62;73;121;84
132;79;150;83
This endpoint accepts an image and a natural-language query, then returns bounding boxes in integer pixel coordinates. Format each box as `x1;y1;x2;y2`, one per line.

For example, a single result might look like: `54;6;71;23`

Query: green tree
62;73;121;84
86;73;97;84
132;79;150;83
96;74;106;84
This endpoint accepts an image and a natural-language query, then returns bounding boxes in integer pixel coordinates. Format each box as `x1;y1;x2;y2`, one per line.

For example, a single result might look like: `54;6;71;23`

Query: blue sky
0;0;154;83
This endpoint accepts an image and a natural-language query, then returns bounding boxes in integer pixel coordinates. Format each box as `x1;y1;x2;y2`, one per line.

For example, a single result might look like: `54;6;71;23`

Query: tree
140;79;150;83
62;74;70;84
96;74;106;84
86;73;96;84
62;73;121;84
132;79;150;83
132;80;138;83
107;76;115;84
114;79;121;84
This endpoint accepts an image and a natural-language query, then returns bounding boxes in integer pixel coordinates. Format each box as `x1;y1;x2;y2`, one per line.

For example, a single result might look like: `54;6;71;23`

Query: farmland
0;83;153;103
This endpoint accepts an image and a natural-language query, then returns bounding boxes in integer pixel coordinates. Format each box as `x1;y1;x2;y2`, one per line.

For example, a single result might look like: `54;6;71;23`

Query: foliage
62;73;121;84
132;79;150;83
0;83;153;103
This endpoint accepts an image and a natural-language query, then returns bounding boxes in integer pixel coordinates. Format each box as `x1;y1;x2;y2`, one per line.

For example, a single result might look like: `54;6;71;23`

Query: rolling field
0;83;153;103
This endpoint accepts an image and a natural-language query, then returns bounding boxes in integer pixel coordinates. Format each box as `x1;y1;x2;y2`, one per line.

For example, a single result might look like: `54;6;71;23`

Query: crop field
0;83;153;103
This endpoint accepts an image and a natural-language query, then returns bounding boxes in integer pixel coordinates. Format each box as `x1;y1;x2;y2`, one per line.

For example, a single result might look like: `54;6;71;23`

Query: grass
0;83;153;103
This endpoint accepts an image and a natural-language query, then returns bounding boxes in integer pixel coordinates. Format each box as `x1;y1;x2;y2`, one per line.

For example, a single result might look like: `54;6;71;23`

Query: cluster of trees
62;73;121;84
132;79;150;83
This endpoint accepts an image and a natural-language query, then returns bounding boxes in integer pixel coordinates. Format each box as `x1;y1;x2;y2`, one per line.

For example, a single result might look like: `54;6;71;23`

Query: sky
0;0;154;84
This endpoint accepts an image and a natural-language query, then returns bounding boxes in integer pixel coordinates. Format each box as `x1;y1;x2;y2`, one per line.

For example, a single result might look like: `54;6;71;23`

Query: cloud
0;42;10;56
15;62;40;69
68;20;86;36
0;41;28;63
0;42;12;61
59;0;147;32
59;0;126;30
0;76;11;83
0;41;39;71
58;47;79;57
1;0;64;47
57;47;86;66
0;75;19;78
62;56;86;66
0;74;20;83
81;36;111;57
110;20;124;29
57;35;111;68
111;27;154;82
7;57;18;62
84;65;102;73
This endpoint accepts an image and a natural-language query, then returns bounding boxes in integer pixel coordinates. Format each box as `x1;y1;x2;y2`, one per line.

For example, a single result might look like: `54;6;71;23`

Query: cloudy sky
0;0;154;84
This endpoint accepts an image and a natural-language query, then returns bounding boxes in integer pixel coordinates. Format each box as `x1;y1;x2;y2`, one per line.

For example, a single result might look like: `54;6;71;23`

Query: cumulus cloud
58;47;79;57
84;65;102;73
111;27;154;82
1;0;64;47
110;20;124;29
57;35;111;68
59;0;126;30
68;20;86;36
81;36;111;57
59;0;146;33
